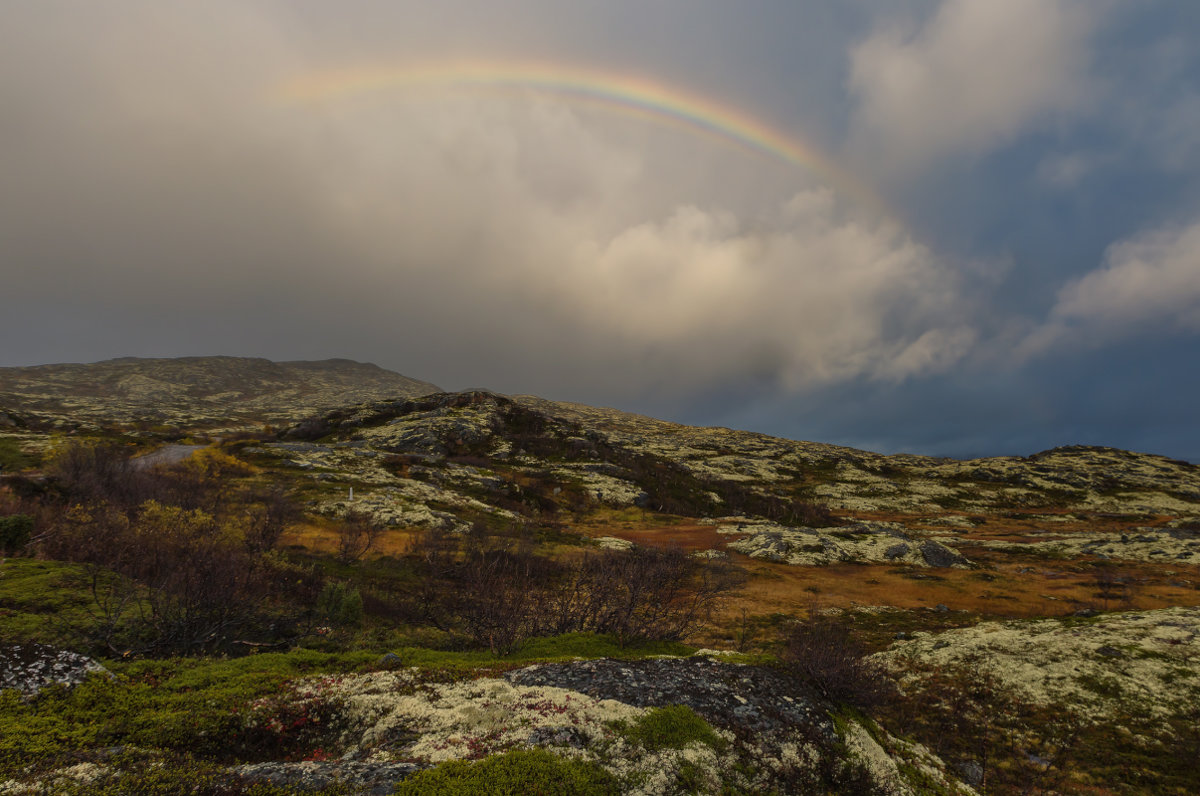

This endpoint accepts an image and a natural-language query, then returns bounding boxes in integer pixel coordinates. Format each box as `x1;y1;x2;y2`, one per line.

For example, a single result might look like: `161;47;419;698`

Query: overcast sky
3;1;1199;460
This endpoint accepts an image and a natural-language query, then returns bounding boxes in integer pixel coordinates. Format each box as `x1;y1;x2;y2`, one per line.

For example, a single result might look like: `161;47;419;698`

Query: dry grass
280;509;1200;651
280;522;421;557
716;555;1200;618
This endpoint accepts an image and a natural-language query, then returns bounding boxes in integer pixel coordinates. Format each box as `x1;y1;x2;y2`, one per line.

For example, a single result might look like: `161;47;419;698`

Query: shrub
408;536;741;655
40;500;289;656
316;582;365;628
0;513;33;553
336;511;384;563
781;609;895;710
0;438;29;472
393;748;618;795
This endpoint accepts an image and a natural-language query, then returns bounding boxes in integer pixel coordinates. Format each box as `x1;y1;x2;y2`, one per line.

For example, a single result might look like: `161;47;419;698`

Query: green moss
1075;672;1125;699
611;704;724;753
674;760;711;793
0;650;378;776
392;748;618;795
379;633;693;674
0;437;30;471
0;558;121;646
895;760;960;795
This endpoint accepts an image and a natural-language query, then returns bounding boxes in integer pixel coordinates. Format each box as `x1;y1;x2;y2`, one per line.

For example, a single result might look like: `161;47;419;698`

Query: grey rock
0;643;111;697
505;656;831;738
526;725;589;748
956;760;984;786
920;540;968;568
233;761;425;795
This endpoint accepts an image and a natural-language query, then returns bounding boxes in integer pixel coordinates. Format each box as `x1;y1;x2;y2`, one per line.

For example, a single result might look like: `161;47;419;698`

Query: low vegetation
1;373;1198;793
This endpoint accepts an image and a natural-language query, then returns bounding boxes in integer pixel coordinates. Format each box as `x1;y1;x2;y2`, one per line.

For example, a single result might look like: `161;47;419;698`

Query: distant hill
0;356;440;431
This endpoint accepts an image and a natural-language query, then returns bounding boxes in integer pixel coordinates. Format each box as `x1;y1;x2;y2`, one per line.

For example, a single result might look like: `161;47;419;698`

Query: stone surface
505;656;830;737
0;643;111;697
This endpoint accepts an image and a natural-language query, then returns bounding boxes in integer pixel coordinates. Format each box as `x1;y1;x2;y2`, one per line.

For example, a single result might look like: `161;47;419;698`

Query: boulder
0;643;111;697
920;540;969;568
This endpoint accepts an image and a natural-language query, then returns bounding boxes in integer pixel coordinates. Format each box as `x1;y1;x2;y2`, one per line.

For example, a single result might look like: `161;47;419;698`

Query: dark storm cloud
2;1;1198;459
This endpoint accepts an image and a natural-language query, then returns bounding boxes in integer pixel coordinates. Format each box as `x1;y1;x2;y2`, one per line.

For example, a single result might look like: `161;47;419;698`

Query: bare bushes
549;546;742;647
46;441;217;511
33;441;310;656
43;501;277;655
335;510;384;563
411;532;741;654
781;607;895;710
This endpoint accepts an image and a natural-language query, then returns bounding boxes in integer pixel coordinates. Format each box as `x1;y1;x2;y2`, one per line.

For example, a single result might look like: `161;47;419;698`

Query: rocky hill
2;371;1199;793
0;356;439;432
270;389;1200;569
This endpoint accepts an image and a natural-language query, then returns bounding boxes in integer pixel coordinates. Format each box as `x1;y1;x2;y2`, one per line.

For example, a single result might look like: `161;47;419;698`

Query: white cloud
542;195;977;391
848;0;1100;171
1025;220;1200;355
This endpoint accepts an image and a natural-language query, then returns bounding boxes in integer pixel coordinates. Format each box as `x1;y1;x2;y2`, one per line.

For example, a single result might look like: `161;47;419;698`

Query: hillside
1;369;1199;794
0;356;440;432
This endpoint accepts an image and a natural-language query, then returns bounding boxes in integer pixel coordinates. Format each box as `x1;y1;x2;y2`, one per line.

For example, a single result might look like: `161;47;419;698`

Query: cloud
0;1;979;404
1035;151;1103;189
847;0;1101;171
300;93;979;397
1025;220;1200;355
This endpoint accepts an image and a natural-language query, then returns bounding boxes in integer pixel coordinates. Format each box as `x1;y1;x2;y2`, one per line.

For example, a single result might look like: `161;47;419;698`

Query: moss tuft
393;748;618;795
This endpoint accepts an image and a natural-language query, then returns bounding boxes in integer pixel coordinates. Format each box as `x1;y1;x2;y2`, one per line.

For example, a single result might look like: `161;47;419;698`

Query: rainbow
275;59;886;216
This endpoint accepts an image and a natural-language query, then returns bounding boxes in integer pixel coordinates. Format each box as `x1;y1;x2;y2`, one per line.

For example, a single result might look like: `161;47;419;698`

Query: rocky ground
0;651;974;795
878;606;1200;723
2;359;1199;793
232;389;1200;596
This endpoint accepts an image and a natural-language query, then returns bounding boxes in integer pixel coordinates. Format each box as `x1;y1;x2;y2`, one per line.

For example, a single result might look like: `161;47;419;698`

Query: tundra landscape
1;357;1198;794
5;3;1200;793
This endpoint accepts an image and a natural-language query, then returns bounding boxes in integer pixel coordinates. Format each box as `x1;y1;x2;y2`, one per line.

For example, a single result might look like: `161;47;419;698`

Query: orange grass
280;522;421;557
280;511;1200;634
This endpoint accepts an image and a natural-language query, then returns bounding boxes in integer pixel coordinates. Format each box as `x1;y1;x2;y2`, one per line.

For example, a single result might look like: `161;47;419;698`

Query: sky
2;1;1199;460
